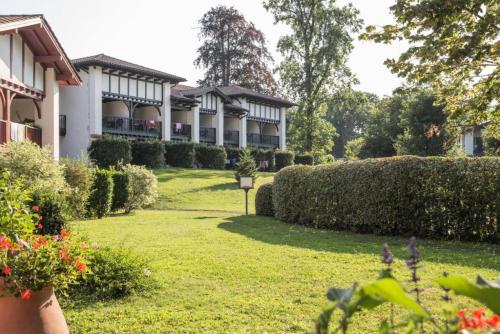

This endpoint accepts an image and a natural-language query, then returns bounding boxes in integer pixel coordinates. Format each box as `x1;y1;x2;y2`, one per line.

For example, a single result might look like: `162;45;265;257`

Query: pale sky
3;0;406;97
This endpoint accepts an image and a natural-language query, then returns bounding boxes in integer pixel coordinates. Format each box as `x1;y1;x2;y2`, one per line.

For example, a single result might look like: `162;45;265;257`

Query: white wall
10;99;36;123
102;101;128;118
171;111;188;123
247;120;259;134
59;70;91;158
262;123;278;136
200;114;216;128
0;35;9;78
35;68;59;158
134;106;160;121
224;117;239;131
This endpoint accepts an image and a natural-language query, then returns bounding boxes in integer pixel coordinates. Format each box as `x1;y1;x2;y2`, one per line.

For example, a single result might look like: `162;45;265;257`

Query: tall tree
194;6;278;94
326;89;378;158
264;0;363;152
360;0;499;134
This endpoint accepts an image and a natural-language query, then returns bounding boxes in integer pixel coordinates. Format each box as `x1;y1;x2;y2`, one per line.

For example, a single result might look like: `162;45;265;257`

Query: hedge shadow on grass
218;215;500;271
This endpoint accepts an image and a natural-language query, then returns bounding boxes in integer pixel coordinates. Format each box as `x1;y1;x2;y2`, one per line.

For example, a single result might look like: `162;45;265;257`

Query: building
0;15;80;158
459;122;489;156
60;54;294;158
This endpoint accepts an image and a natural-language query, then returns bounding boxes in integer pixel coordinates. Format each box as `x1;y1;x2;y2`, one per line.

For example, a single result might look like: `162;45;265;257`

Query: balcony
0;120;42;146
171;123;191;141
247;133;279;148
0;121;6;144
102;116;161;138
224;130;239;146
200;127;216;144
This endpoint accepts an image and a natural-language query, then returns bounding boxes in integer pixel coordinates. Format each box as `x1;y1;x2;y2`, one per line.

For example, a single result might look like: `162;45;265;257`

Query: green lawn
152;168;274;213
66;210;500;333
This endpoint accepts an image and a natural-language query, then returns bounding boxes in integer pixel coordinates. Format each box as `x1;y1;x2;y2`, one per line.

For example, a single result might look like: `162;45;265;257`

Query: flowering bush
315;237;500;334
122;164;158;213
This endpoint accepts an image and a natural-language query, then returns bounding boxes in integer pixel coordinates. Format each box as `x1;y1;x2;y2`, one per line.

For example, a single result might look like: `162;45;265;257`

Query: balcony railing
0;121;42;146
200;127;216;144
171;123;191;140
0;121;6;144
102;117;161;138
224;130;239;145
247;133;279;148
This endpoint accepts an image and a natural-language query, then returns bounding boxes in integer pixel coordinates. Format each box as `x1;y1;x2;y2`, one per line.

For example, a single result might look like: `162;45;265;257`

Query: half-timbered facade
0;15;80;157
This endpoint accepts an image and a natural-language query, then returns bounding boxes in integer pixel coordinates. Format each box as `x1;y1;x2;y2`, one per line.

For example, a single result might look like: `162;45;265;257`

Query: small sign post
239;176;254;215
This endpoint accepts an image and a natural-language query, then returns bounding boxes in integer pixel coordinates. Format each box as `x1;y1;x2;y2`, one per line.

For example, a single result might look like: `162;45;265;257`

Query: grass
66;209;500;333
152;168;274;213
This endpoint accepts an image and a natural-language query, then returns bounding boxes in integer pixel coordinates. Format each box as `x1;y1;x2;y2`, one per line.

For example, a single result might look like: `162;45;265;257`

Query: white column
464;130;474;156
239;98;248;148
216;96;224;146
37;68;59;159
161;83;171;141
88;66;102;136
191;104;200;143
279;107;287;150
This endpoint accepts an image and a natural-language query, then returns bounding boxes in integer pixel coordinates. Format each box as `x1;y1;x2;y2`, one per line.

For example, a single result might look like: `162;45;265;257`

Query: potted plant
0;171;88;334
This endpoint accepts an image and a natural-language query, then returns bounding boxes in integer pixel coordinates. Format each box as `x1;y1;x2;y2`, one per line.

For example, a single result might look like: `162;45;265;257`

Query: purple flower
381;243;394;266
406;236;419;260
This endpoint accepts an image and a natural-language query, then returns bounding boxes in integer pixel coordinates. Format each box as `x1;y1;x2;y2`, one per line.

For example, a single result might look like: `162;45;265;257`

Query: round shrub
87;169;114;219
68;246;154;301
195;145;227;169
32;192;67;235
273;156;500;242
62;156;93;219
294;153;314;165
164;142;195;168
88;136;132;168
275;151;294;171
131;140;165;168
122;164;158;213
110;170;129;212
255;183;274;216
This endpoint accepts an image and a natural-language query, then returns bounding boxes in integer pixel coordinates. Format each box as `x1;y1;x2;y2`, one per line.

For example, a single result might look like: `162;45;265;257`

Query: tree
194;5;278;94
326;89;378;158
360;0;499;134
264;0;363;152
395;91;449;156
287;103;336;160
235;148;257;182
359;95;405;158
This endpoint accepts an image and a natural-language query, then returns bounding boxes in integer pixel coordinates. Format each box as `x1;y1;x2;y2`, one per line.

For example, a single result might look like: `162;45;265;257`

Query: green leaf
436;276;500;315
362;278;429;318
378;320;391;334
327;283;357;303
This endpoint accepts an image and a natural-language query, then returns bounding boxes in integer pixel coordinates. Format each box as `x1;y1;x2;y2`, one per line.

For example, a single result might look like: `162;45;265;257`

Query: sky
3;0;406;97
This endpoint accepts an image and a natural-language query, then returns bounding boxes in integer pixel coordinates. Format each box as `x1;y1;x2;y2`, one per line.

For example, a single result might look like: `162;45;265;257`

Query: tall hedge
252;149;275;171
87;169;114;219
88;136;132;168
273;156;499;242
131;140;165;169
294;154;314;165
195;145;227;169
164;142;195;168
275;151;294;171
255;183;274;217
111;170;129;212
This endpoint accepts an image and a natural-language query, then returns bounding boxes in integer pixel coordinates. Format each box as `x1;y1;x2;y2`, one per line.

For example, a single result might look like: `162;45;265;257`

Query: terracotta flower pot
0;288;69;334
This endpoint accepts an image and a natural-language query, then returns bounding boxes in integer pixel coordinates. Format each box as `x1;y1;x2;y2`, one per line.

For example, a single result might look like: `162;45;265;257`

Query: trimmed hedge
273;156;500;242
88;136;132;168
294;154;314;165
164;142;195;168
111;170;128;212
275;151;294;171
87;169;114;219
255;183;274;217
195;145;226;169
131;140;165;169
252;148;275;171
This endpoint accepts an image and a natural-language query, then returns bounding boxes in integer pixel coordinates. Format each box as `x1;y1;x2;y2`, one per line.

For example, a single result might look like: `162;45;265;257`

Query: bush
294;153;314;165
111;170;129;212
122;164;158;213
164;142;195;168
255;183;274;216
273;156;500;242
88;136;132;168
275;151;294;171
195;145;227;169
252;148;275;171
69;246;154;301
235;148;257;182
225;146;240;169
131;140;165;168
87;169;114;218
32;192;67;235
62;156;93;219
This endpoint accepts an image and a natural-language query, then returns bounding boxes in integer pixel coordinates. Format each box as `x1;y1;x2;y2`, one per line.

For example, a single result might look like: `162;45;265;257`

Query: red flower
0;235;12;250
20;290;32;300
486;315;500;330
74;261;86;273
60;229;69;239
59;248;69;261
52;235;59;241
37;223;43;229
2;264;12;276
32;206;39;212
457;309;500;331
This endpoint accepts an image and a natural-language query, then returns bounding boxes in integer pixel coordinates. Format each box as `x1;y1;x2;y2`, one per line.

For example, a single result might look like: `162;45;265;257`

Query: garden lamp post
239;176;254;215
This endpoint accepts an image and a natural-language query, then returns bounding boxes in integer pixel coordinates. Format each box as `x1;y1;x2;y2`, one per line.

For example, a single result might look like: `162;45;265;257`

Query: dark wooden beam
34;55;62;63
56;73;75;81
